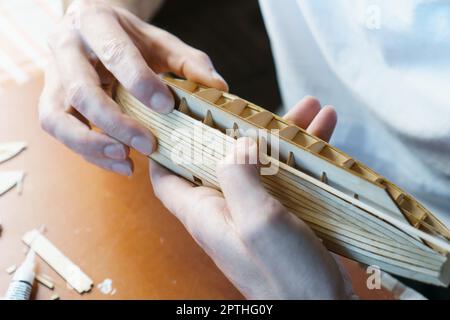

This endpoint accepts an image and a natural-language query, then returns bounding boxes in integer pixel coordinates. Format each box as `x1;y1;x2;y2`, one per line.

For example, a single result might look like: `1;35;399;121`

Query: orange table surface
0;73;391;300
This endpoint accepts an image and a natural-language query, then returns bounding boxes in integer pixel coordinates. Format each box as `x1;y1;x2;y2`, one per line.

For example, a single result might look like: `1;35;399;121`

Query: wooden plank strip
0;141;26;163
22;230;93;294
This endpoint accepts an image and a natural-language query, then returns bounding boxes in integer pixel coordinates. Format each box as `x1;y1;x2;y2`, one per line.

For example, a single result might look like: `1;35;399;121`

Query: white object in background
0;170;25;196
22;229;93;294
4;250;36;300
0;141;26;163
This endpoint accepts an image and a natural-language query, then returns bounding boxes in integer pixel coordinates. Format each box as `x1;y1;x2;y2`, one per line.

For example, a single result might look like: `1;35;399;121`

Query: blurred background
0;0;62;91
0;0;281;110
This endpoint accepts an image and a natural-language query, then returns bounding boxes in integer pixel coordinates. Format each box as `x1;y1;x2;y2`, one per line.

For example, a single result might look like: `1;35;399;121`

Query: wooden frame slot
178;98;190;114
246;111;274;128
221;99;247;115
291;132;318;148
194;88;223;104
279;126;300;140
308;141;326;153
165;77;198;92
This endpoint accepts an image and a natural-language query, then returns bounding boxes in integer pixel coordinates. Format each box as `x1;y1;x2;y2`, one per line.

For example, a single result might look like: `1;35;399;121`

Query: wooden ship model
113;75;450;286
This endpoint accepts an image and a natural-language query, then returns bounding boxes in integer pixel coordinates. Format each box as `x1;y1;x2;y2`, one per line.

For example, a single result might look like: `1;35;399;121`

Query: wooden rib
321;172;328;184
164;76;198;92
286;152;295;167
193;88;223;103
220;99;247;115
178;98;190;114
203;110;214;127
342;158;356;169
308;141;326;153
245;111;274;127
279;126;300;140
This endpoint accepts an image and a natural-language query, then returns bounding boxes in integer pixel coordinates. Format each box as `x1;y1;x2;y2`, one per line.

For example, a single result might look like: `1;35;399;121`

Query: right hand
39;0;227;175
150;98;348;299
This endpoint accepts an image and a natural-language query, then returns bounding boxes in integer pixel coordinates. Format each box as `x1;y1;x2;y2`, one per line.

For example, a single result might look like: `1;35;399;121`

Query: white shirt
259;0;450;226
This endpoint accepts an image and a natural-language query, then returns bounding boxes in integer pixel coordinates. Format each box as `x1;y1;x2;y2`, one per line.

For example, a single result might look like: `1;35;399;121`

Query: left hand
149;97;350;299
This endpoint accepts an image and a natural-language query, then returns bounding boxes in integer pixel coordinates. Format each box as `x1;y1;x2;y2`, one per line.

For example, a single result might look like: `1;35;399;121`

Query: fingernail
104;144;126;160
112;163;132;176
150;92;173;113
131;136;153;155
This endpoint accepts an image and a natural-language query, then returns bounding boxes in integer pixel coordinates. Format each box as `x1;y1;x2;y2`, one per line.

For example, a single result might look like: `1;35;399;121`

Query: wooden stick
22;230;93;294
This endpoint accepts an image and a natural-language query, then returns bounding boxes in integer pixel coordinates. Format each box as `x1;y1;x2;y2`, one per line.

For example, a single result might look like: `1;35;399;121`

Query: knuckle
194;49;211;64
125;67;153;92
101;118;131;142
100;36;128;67
193;50;210;63
48;30;78;52
66;82;89;108
69;132;93;155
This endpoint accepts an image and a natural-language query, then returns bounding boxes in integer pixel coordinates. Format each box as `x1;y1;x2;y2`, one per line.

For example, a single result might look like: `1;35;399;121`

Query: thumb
217;137;284;229
178;49;229;91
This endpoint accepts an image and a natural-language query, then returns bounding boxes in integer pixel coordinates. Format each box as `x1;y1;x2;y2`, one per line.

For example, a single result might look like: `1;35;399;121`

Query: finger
283;96;321;129
149;160;273;297
217;138;284;231
216;140;346;297
155;33;229;91
49;27;156;156
150;160;200;218
39;64;129;160
77;3;174;113
83;155;133;176
306;105;337;142
114;11;228;92
149;161;229;251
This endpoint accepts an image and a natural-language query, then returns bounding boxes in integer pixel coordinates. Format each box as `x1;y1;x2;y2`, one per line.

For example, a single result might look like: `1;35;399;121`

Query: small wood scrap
0;141;26;164
36;273;55;290
97;278;114;295
22;229;93;294
0;171;25;196
50;293;60;300
5;264;17;274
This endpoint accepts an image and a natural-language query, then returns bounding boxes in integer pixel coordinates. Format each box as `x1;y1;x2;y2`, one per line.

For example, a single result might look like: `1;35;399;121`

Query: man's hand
39;0;227;175
150;97;351;299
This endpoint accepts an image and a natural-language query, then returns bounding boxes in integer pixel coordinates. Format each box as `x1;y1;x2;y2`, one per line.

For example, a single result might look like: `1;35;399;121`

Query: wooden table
0;72;391;299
